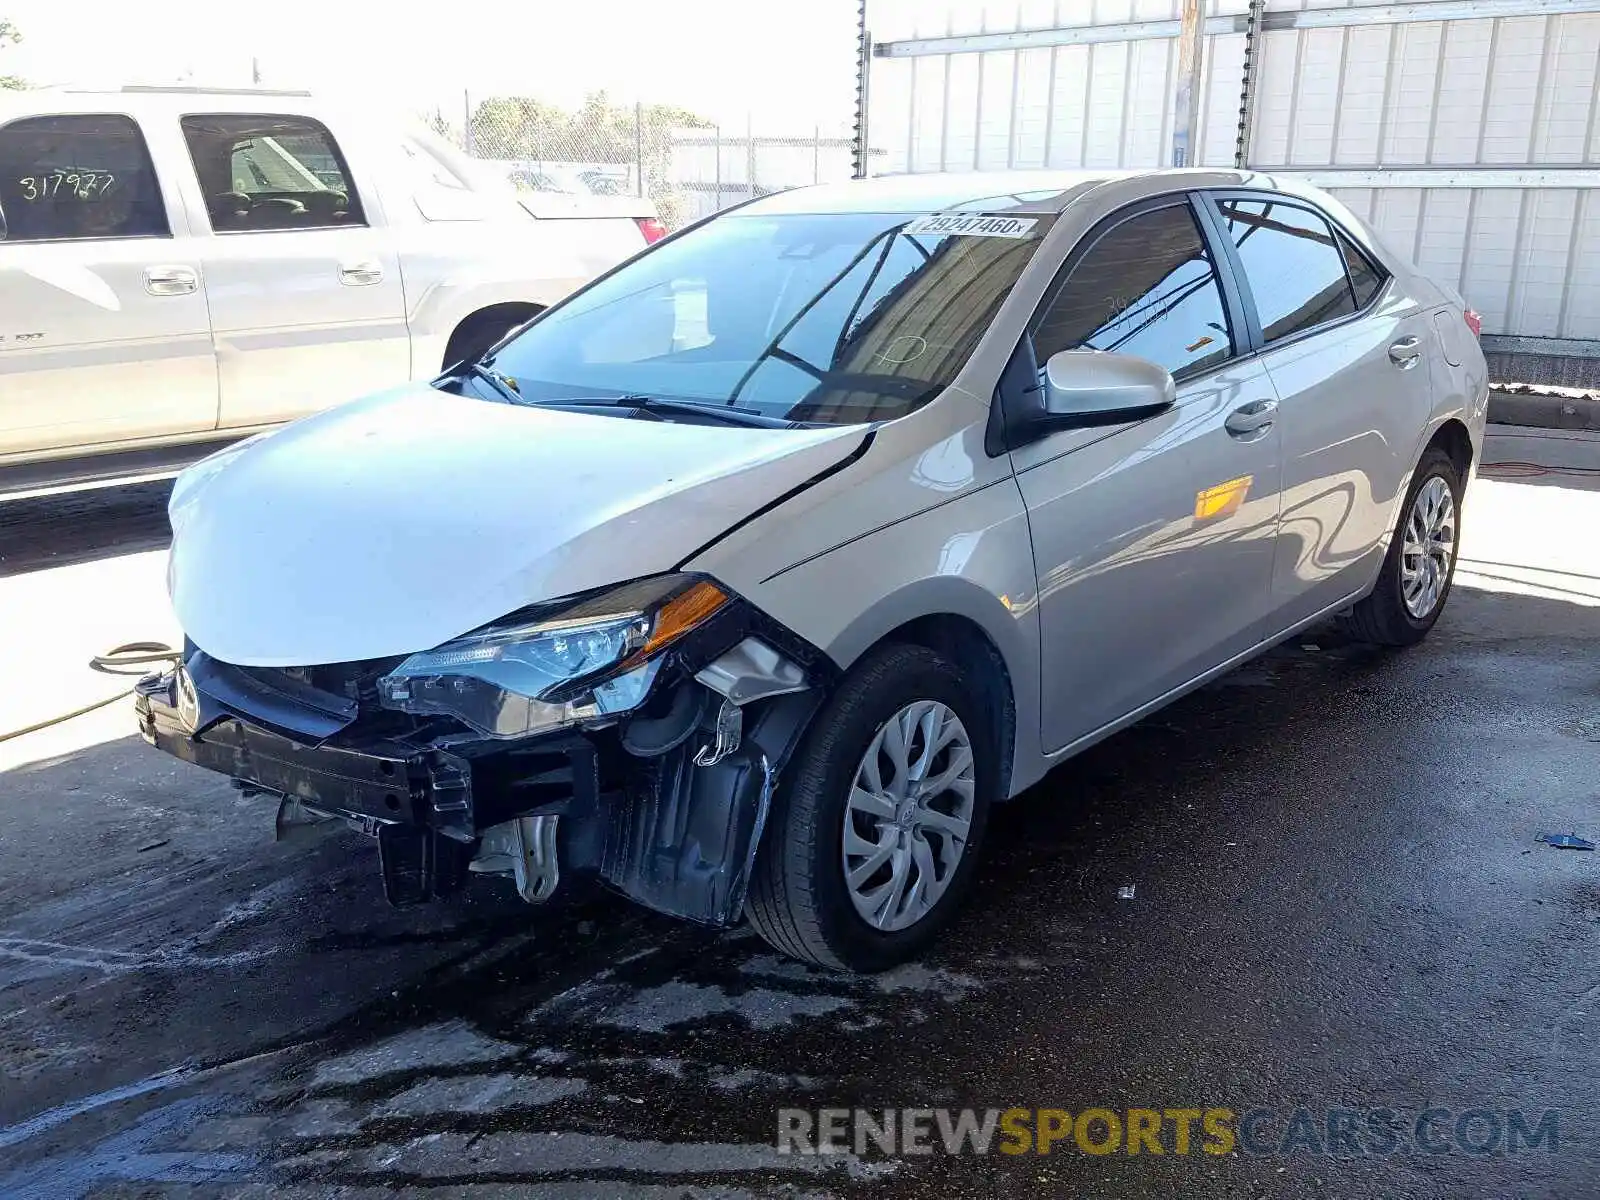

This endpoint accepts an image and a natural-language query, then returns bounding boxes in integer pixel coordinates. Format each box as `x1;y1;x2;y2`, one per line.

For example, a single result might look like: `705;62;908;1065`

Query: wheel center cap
894;801;918;830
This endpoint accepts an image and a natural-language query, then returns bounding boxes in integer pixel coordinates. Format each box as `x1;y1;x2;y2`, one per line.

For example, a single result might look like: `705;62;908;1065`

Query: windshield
483;210;1053;426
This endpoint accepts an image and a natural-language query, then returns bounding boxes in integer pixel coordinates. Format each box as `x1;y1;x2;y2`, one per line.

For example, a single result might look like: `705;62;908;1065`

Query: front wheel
1339;447;1463;646
745;644;995;971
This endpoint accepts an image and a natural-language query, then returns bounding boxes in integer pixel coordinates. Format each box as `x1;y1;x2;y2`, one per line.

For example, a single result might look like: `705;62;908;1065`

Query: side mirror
1041;350;1176;427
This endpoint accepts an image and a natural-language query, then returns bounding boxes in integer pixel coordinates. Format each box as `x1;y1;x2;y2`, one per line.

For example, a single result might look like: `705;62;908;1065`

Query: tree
1;18;24;90
466;95;572;161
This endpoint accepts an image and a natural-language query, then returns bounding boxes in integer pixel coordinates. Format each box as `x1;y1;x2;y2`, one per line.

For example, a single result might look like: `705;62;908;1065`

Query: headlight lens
377;576;728;738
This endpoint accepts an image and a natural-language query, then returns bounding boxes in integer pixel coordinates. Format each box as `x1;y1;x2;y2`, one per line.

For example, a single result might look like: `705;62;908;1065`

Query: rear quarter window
1339;233;1387;308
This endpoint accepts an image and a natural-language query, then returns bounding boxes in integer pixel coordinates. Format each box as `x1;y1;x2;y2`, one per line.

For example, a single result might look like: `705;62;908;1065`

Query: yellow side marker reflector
1194;475;1253;521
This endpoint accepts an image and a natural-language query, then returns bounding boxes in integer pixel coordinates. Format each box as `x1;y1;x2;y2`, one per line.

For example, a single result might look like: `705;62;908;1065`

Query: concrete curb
1482;424;1600;471
1488;389;1600;431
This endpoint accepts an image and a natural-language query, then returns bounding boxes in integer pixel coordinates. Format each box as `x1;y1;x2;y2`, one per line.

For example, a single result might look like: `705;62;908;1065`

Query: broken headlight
376;575;728;739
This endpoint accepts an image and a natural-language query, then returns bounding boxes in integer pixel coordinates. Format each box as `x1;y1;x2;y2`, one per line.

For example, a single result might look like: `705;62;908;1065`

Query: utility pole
635;102;646;197
1170;0;1204;167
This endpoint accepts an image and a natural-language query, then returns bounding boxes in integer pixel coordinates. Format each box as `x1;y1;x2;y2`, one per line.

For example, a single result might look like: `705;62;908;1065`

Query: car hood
168;385;866;666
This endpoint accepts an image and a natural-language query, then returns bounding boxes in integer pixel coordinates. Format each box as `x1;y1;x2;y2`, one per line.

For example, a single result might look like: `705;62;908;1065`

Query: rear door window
0;113;169;242
181;113;365;232
1215;199;1359;343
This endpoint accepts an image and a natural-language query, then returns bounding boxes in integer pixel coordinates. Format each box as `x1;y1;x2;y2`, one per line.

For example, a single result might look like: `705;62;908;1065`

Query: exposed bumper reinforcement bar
135;628;827;925
135;672;480;904
138;674;448;832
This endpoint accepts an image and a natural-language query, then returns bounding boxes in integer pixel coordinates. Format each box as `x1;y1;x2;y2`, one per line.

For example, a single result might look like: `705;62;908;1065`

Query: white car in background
498;161;635;197
0;86;663;485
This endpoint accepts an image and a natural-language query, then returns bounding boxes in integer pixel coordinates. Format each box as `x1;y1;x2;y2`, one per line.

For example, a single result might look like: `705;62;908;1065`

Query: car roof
736;168;1347;218
0;85;357;123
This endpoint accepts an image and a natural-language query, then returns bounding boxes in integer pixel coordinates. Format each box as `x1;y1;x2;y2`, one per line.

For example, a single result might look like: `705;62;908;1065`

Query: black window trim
1195;189;1392;356
0;110;173;246
1334;224;1387;309
989;190;1253;455
179;111;367;236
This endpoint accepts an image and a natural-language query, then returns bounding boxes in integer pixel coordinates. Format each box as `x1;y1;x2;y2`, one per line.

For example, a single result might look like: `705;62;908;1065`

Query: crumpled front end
136;582;833;925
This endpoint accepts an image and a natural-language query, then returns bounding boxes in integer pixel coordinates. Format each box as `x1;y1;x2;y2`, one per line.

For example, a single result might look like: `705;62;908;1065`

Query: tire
1338;447;1463;647
746;643;996;971
443;312;530;371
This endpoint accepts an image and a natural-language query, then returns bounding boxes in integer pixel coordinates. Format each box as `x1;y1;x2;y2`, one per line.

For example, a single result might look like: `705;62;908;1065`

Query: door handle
1388;335;1423;369
1225;398;1278;440
143;265;198;296
338;260;384;286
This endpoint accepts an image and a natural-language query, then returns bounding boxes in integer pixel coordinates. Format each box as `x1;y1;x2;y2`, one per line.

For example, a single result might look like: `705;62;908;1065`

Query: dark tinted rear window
0;114;168;242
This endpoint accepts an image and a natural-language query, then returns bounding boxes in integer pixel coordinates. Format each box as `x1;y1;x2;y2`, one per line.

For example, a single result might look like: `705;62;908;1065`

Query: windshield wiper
636;397;817;429
540;395;816;430
462;362;522;405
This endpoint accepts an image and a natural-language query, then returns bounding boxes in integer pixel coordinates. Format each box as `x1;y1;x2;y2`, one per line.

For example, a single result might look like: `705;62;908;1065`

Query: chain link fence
423;91;857;230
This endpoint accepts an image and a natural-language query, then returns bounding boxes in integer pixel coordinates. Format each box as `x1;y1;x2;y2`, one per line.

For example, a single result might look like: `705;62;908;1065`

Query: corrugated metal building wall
865;0;1600;379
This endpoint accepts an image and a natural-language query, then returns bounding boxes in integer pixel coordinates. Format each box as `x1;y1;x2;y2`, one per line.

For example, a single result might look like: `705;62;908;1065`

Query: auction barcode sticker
901;214;1039;239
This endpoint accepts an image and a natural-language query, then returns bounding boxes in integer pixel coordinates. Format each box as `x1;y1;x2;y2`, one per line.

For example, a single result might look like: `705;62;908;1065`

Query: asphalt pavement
1;436;1598;1199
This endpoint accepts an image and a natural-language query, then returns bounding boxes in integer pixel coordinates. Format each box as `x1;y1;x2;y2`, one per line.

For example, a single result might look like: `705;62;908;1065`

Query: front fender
739;481;1047;797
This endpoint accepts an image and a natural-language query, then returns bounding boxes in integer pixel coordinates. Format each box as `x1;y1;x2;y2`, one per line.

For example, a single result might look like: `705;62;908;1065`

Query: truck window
0;113;169;243
180;113;366;233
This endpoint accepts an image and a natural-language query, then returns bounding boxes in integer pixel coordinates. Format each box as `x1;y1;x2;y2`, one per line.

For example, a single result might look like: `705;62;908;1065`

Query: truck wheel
443;309;536;370
746;643;994;971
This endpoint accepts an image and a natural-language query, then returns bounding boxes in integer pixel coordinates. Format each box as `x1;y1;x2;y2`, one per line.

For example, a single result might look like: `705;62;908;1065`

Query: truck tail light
635;217;668;245
1463;308;1482;337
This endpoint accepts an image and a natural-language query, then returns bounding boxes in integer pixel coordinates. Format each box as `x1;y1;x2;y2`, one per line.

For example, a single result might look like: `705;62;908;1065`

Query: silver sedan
143;168;1489;970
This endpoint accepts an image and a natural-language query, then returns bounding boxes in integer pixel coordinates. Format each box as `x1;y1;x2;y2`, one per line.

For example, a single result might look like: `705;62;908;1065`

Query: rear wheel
1339;447;1462;646
746;644;994;971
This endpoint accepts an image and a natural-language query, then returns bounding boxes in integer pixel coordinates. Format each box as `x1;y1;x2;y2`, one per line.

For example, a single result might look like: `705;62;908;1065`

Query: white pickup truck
0;86;662;484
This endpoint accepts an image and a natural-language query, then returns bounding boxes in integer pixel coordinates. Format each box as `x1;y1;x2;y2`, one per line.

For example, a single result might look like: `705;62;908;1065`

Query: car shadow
0;480;174;578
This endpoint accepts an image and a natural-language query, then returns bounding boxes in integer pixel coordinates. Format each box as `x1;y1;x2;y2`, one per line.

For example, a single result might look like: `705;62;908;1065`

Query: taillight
1464;308;1482;337
635;217;667;245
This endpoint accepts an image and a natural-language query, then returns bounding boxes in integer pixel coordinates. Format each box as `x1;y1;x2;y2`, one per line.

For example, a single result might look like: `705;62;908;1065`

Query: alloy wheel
841;700;977;932
1401;475;1456;619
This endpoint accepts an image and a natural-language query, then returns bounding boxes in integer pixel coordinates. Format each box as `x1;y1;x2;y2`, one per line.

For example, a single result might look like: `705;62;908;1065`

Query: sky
1;0;862;132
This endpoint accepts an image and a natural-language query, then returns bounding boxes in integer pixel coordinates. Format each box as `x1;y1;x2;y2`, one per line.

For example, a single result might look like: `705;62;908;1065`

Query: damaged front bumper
136;629;828;926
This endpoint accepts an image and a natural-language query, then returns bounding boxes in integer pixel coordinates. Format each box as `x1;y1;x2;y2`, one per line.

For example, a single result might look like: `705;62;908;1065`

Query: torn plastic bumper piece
135;631;826;925
599;687;820;925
